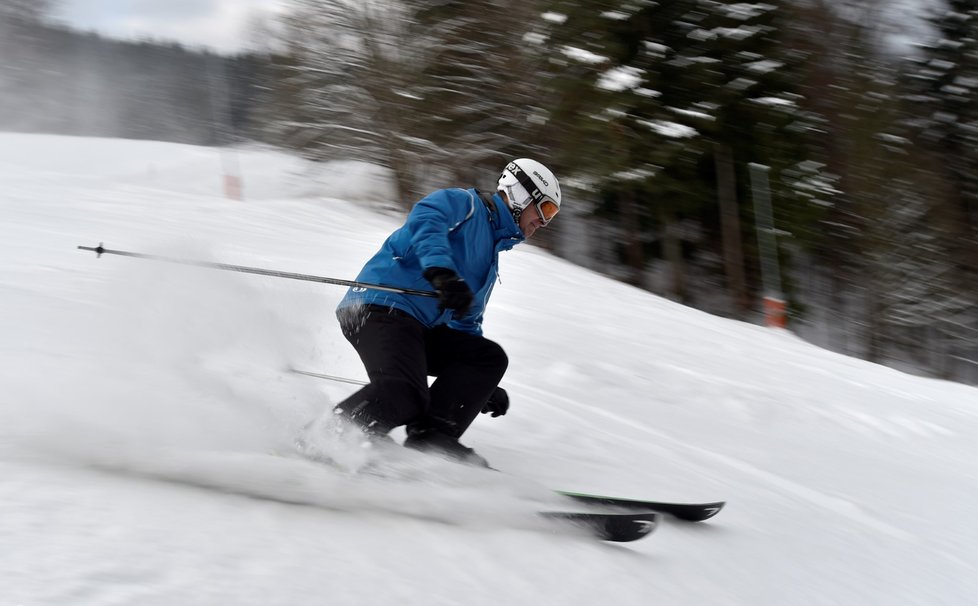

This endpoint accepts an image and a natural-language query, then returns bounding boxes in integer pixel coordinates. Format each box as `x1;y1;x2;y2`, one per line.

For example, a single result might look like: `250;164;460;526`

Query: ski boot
403;426;490;468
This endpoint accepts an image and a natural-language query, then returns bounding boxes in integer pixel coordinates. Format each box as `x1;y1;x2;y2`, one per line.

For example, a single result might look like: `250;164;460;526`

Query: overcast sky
49;0;938;56
51;0;287;54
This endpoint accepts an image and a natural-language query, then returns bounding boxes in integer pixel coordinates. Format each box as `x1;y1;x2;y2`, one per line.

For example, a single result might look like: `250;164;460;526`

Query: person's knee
483;340;508;375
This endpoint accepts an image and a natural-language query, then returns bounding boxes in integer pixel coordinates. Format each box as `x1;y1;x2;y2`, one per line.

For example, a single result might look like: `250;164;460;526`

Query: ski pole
290;368;367;386
77;243;438;298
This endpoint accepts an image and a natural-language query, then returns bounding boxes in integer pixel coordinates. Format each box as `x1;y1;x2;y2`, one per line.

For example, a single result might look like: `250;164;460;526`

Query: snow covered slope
2;133;977;605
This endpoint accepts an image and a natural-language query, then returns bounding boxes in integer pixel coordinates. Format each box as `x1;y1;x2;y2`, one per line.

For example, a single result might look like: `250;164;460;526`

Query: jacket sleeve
406;189;476;274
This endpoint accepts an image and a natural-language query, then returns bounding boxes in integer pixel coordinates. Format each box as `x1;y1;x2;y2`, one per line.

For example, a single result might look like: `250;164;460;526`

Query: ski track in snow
516;382;915;542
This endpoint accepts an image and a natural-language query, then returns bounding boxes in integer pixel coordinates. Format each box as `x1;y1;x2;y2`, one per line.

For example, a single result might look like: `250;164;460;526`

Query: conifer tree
540;0;822;310
897;0;978;376
904;0;978;290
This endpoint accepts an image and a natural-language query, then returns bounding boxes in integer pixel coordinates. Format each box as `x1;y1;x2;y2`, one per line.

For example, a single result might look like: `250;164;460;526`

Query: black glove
481;386;509;418
423;267;474;316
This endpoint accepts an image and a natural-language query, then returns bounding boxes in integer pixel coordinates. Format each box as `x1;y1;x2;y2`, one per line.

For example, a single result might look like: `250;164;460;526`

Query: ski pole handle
77;243;438;298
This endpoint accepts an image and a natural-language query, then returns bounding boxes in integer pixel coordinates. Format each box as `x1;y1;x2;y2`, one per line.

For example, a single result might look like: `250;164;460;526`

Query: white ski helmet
497;158;561;225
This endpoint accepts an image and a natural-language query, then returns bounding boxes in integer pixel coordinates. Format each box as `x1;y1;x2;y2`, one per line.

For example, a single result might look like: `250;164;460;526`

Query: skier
330;158;561;467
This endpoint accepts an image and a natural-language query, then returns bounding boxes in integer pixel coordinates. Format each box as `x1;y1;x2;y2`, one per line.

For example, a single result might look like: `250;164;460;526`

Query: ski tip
540;511;661;542
600;511;661;542
685;501;726;521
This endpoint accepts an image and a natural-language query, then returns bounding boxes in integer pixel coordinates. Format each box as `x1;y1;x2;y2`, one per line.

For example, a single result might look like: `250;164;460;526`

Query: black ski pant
335;305;508;438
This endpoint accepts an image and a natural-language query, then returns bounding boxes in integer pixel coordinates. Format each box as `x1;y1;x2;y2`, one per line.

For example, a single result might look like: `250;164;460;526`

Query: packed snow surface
3;133;977;605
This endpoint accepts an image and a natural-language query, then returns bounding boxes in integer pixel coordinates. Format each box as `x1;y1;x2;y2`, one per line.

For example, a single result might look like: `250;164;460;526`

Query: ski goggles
511;163;559;225
533;198;560;225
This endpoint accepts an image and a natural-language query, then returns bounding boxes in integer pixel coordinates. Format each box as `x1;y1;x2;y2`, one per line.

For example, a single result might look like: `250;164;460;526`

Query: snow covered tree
267;0;436;205
896;0;978;377
781;0;976;378
903;1;978;292
0;0;58;129
411;1;552;183
783;0;912;349
268;0;549;206
540;0;821;311
655;0;824;314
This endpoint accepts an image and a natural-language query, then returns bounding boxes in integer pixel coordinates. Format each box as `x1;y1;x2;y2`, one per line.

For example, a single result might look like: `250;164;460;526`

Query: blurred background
2;0;975;385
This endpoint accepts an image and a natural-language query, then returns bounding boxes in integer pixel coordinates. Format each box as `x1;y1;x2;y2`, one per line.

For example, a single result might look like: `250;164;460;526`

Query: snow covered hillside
2;133;978;605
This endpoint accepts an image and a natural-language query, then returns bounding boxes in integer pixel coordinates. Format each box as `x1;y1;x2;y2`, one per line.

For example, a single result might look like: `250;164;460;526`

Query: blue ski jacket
336;188;524;336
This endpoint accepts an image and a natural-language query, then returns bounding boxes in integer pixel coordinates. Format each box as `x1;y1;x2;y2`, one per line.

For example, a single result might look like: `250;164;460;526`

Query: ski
284;453;663;541
541;510;661;542
556;491;725;522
